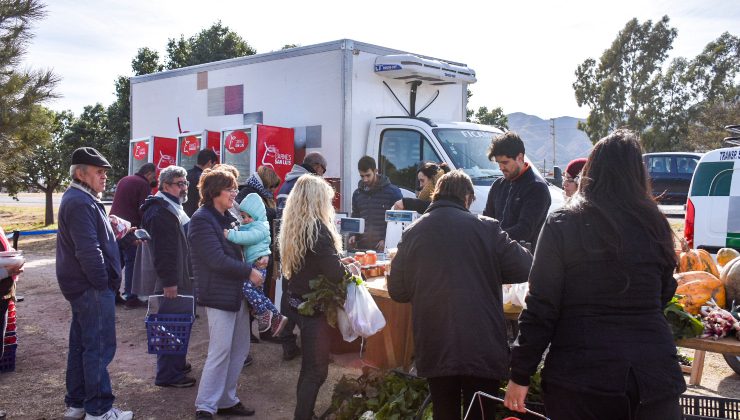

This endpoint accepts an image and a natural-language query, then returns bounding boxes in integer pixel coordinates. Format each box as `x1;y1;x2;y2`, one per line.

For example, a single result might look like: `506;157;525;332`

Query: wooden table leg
382;326;397;368
689;349;706;386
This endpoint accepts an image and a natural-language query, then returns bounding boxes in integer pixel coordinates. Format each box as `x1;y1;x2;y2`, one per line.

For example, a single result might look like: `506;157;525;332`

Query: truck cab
366;116;564;214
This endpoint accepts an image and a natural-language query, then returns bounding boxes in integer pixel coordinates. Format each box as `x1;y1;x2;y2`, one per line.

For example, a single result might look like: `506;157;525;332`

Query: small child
226;193;287;337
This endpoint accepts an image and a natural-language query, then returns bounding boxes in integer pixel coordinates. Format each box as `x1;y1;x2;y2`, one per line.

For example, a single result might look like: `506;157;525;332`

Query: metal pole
550;118;556;171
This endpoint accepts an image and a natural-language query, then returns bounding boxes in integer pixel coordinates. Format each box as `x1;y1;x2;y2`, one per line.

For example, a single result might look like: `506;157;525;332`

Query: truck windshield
433;128;503;185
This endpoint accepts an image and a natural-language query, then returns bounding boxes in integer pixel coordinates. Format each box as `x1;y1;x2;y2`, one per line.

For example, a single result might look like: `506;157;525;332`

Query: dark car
643;152;703;204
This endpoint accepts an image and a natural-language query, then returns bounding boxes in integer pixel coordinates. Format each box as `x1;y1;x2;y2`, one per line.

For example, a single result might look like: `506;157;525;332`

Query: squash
675;271;726;314
719;256;740;307
717;248;740;267
678;239;720;278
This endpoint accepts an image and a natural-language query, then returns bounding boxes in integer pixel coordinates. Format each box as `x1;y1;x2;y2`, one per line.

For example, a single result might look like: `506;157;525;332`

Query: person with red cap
563;158;588;200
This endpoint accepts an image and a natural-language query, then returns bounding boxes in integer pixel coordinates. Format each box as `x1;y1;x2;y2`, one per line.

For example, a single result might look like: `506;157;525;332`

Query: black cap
71;147;112;169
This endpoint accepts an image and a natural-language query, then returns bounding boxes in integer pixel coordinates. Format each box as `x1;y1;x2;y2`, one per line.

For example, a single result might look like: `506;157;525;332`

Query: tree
473;106;508;129
573;16;677;143
165;21;255;69
0;0;58;177
281;44;299;50
2;107;73;225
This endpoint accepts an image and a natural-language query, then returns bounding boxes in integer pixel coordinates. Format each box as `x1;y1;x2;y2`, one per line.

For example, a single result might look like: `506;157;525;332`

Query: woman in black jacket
189;168;262;420
277;174;351;420
392;162;448;214
388;170;532;420
504;129;685;419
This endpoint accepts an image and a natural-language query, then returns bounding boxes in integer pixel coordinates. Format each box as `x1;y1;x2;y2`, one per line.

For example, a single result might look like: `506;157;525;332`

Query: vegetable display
678;239;720;278
664;295;704;340
717;248;740;268
720;256;740;307
674;271;726;315
699;299;740;341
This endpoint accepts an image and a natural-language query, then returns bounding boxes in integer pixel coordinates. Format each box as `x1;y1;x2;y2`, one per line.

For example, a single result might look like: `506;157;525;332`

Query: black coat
140;194;191;290
388;199;532;379
183;166;203;217
510;209;686;402
286;223;346;300
483;166;551;249
351;174;402;250
187;204;251;311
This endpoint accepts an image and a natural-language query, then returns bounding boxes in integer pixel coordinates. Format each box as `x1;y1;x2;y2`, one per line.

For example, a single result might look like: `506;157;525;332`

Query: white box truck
130;39;563;214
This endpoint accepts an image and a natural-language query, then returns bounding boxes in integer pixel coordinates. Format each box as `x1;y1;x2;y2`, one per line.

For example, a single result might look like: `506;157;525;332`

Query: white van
684;145;740;255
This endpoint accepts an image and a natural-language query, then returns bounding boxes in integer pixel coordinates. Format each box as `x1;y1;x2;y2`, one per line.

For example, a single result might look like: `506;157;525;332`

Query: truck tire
723;354;740;375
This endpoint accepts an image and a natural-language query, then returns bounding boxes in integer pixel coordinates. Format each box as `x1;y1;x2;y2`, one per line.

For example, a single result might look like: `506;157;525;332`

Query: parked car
643;152;703;204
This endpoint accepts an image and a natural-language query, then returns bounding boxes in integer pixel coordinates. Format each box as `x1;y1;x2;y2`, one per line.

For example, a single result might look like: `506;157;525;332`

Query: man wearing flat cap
56;147;133;420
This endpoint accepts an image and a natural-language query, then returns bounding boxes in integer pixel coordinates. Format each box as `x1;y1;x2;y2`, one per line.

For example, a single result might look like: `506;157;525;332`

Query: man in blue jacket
483;132;551;250
56;147;133;420
350;156;402;251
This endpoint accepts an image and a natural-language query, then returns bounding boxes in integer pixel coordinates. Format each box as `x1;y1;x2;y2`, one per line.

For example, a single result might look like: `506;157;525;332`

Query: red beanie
565;158;588;179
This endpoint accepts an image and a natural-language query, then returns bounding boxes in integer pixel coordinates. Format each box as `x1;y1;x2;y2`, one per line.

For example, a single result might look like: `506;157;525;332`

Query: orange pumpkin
719;256;740;307
678;239;720;278
675;271;726;314
717;248;740;267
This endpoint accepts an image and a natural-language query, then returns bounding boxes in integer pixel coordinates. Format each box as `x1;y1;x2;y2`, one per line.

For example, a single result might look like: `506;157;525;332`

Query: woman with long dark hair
504;129;685;419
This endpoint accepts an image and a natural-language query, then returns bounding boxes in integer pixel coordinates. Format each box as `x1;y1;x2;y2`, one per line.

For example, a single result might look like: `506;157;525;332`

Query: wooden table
676;337;740;386
363;277;414;370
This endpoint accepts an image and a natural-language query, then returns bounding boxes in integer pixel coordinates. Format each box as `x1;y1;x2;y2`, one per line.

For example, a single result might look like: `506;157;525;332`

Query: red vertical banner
206;130;221;162
130;139;150;176
257;125;295;195
153;137;177;192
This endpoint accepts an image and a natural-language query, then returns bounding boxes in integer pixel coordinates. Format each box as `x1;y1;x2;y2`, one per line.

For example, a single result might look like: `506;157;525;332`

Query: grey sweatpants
194;302;251;414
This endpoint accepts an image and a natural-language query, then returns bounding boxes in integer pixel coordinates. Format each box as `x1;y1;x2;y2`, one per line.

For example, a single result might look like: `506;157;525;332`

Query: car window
648;156;672;174
691;162;734;196
379;129;441;191
676;156;699;174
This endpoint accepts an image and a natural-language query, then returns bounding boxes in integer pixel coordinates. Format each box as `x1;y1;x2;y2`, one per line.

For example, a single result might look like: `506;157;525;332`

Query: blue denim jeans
120;245;137;300
294;313;331;420
64;288;117;416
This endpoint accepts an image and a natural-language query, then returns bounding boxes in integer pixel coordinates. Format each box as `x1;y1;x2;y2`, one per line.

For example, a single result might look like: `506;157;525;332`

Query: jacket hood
284;164;311;182
238;193;267;222
357;173;391;191
140;194;166;213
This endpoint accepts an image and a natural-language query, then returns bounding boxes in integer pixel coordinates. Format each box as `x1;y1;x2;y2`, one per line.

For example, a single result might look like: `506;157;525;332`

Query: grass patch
0;206;57;232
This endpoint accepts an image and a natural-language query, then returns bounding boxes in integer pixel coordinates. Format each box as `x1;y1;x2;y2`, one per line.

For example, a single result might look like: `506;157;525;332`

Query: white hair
69;164;88;179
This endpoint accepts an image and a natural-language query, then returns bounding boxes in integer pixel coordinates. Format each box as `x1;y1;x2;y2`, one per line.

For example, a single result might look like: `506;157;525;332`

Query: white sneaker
85;407;133;420
63;406;86;420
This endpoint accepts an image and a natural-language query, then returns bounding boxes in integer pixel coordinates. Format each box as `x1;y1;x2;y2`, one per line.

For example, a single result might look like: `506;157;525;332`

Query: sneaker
182;362;192;374
124;298;143;309
270;313;288;337
243;354;253;367
63;406;85;420
256;311;272;333
114;293;126;305
216;402;255;416
84;407;133;420
195;411;213;420
155;375;196;388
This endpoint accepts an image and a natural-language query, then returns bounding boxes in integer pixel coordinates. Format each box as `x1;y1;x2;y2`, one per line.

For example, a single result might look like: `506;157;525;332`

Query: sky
21;0;740;120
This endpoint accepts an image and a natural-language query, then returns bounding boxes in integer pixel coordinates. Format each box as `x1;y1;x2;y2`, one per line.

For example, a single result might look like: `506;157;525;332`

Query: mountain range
506;112;593;174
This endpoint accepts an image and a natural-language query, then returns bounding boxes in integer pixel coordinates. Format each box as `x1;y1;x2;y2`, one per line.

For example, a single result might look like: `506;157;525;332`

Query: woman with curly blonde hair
278;174;348;420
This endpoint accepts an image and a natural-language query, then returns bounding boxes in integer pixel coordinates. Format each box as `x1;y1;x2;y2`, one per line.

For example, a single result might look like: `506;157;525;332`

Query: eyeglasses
563;176;580;185
225;189;239;195
167;181;190;188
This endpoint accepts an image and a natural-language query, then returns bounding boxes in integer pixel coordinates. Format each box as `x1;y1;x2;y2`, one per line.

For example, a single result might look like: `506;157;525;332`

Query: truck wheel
723;354;740;375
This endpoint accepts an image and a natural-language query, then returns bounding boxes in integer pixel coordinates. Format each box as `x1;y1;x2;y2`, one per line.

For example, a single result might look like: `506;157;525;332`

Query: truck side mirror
553;166;563;188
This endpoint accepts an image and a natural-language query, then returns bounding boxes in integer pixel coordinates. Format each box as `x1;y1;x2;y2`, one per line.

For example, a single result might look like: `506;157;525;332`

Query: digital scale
383;210;418;251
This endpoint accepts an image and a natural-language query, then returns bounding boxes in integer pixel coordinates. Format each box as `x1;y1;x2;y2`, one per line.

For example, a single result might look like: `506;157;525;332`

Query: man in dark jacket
275;151;327;360
483;132;551;250
184;149;218;217
349;156;402;251
110;162;156;308
138;165;196;388
56;147;133;420
388;170;532;420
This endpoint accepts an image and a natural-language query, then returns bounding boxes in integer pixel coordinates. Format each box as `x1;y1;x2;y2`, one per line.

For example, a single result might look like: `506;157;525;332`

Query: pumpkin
678;239;720;278
675;271;726;314
719;256;740;306
717;248;740;267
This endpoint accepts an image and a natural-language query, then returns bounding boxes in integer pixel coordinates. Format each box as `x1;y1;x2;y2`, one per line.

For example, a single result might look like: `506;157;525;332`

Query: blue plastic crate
145;313;194;355
0;343;17;373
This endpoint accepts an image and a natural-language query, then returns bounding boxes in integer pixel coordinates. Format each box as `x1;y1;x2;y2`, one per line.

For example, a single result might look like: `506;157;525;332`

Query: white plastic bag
345;281;386;338
336;308;358;342
502;283;529;309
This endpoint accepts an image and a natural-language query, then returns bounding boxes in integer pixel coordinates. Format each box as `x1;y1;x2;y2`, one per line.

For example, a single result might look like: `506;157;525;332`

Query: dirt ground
2;225;740;419
0;235;362;420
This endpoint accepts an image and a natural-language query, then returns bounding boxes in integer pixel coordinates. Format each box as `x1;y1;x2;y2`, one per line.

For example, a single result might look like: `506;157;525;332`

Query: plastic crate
681;394;740;420
145;313;194;355
0;343;17;373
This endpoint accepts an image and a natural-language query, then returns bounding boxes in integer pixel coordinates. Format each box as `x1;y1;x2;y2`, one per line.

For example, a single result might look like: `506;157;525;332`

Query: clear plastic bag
336;308;358;342
345;281;386;338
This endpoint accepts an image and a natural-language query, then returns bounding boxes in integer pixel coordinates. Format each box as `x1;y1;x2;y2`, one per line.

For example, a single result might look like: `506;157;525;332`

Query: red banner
225;130;249;154
257;125;295;195
181;135;200;157
133;141;148;160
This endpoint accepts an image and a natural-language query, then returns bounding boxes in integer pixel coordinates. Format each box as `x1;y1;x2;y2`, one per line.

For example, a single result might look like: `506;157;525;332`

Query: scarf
245;173;276;208
69;179;101;201
155;191;190;226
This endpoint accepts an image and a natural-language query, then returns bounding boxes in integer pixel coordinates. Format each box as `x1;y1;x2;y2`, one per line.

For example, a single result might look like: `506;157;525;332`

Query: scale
383;210;418;252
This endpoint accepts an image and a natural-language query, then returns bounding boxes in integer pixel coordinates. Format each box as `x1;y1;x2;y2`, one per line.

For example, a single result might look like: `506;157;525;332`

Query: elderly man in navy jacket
56;147;133;420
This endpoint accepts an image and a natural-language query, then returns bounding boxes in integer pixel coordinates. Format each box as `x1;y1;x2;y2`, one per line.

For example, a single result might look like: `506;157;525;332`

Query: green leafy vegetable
664;294;704;340
299;272;362;328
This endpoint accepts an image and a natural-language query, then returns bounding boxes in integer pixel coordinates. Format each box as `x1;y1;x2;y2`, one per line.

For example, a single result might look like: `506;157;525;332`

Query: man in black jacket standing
184;149;218;217
349;156;402;251
138;165;196;388
483;132;551;250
